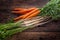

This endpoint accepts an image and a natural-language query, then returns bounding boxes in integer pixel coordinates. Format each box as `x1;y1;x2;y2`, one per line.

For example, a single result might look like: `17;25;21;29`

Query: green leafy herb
39;0;60;20
0;20;33;40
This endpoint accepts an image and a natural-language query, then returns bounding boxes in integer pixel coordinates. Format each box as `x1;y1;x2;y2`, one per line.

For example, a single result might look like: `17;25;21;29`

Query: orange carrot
14;10;40;21
19;7;37;14
26;10;40;19
22;8;39;19
12;7;36;14
13;8;27;11
14;15;23;21
12;8;27;14
14;8;40;21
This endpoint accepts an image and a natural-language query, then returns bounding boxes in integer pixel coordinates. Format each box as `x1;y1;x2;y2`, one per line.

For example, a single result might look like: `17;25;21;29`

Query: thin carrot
22;8;39;19
12;8;27;14
13;8;27;11
14;15;24;21
26;10;40;19
12;7;36;14
19;7;37;14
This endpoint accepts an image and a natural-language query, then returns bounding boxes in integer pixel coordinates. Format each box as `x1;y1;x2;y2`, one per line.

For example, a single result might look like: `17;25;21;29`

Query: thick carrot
22;8;39;19
12;7;36;14
26;10;40;19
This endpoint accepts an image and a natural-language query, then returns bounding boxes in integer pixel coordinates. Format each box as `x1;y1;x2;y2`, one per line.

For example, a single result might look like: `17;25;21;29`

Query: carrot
19;7;37;14
14;8;40;21
12;7;36;14
26;10;40;19
14;15;23;21
14;10;40;21
13;8;27;11
12;8;27;14
22;8;39;19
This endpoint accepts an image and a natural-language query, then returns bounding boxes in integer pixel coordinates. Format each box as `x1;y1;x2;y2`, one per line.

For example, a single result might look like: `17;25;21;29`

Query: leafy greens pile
39;0;60;20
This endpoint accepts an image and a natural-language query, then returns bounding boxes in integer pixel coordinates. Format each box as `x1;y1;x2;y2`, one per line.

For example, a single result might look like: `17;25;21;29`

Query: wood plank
7;32;60;40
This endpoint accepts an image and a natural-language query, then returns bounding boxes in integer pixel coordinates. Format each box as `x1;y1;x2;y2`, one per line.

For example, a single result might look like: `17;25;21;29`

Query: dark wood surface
7;32;60;40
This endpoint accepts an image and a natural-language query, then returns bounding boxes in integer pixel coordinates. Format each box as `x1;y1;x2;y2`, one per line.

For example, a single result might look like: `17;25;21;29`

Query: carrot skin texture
26;10;40;19
22;8;39;19
12;7;37;14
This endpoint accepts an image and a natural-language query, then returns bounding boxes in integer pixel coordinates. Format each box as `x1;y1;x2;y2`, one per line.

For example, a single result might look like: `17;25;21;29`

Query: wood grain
7;32;60;40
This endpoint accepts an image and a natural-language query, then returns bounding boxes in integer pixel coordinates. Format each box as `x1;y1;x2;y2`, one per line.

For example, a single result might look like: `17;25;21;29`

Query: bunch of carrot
12;7;40;21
